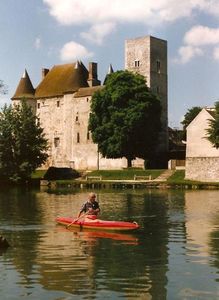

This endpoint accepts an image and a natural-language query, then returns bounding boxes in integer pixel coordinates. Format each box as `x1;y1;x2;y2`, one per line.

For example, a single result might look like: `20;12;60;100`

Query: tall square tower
125;36;168;161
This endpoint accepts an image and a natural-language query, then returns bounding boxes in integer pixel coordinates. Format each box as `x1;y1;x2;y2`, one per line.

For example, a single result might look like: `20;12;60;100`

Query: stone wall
185;157;219;182
37;92;145;170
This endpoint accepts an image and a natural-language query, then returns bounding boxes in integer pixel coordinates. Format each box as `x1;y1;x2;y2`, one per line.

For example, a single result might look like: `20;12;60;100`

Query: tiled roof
12;70;35;100
74;86;104;97
35;62;89;98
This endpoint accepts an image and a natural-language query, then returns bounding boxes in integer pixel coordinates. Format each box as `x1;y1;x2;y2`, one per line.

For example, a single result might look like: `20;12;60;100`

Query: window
37;103;40;109
77;133;80;143
87;98;89;102
87;131;90;140
156;60;161;73
134;60;140;67
75;116;79;122
57;100;60;107
54;137;60;147
156;86;160;94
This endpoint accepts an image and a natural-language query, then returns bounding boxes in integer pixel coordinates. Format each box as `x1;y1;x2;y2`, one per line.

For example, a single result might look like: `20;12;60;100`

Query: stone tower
125;36;168;165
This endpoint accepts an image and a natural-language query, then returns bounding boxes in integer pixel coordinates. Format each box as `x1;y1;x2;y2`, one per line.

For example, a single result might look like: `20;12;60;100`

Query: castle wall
71;95;144;170
36;93;144;170
36;95;72;167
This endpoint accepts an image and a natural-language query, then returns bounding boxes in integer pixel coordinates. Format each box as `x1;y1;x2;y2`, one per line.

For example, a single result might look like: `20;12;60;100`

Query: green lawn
86;169;164;180
31;170;47;179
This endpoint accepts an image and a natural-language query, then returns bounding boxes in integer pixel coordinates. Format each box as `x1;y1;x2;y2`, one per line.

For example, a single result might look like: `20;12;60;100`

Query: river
0;187;219;299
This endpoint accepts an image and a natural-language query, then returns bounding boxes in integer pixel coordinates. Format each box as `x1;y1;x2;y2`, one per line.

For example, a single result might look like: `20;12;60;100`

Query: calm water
0;187;219;299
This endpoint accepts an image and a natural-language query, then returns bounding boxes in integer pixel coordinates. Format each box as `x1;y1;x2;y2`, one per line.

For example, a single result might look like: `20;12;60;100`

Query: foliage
181;106;202;140
89;70;161;167
0;80;7;95
43;167;80;180
206;101;219;148
0;100;48;182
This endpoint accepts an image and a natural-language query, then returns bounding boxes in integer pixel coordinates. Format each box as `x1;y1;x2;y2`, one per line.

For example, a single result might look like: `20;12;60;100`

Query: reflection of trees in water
0;187;42;280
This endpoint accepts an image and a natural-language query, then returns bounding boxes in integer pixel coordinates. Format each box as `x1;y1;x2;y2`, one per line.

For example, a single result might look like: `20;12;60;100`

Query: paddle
66;211;89;228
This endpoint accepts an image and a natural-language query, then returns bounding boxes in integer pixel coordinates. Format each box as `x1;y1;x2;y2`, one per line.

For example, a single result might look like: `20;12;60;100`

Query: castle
12;36;168;170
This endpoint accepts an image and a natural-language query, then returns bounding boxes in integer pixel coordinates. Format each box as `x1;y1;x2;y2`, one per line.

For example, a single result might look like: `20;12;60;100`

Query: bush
43;167;80;180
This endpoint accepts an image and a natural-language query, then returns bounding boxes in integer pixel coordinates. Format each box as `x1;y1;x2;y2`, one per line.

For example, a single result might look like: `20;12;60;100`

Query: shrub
43;167;80;180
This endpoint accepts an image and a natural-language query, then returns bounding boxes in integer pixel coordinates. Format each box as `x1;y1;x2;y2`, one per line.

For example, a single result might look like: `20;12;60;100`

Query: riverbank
40;170;219;190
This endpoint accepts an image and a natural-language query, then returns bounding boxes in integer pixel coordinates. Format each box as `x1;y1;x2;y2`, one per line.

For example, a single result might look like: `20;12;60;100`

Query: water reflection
0;188;219;299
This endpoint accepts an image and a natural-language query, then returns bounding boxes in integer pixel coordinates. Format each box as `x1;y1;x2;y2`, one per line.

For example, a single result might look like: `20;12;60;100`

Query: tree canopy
89;70;161;167
0;100;48;182
206;101;219;148
0;80;7;95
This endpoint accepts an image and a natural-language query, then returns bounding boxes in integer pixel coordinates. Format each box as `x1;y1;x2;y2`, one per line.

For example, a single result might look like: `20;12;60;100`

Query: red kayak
56;216;139;231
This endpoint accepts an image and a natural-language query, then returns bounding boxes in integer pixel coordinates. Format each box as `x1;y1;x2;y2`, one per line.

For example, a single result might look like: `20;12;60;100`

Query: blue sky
1;0;219;128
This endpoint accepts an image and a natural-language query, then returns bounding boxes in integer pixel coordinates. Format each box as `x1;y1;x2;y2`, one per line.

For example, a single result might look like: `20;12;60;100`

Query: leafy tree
206;101;219;148
0;80;7;95
89;70;161;167
181;106;202;140
0;100;48;182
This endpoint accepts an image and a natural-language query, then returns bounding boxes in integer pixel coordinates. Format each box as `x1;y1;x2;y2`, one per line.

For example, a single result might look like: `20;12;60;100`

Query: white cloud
213;47;219;60
35;37;42;49
184;25;219;46
80;22;116;45
175;45;203;64
175;25;219;63
43;0;219;62
60;41;93;61
43;0;215;26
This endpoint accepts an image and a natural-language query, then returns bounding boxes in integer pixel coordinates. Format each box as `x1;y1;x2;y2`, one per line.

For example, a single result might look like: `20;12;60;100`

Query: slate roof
12;70;35;100
35;62;89;98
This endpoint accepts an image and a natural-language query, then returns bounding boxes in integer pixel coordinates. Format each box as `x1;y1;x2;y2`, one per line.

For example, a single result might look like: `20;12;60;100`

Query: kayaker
77;192;100;220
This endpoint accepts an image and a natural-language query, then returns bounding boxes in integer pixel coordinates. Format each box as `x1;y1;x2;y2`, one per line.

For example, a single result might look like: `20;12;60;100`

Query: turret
11;70;36;112
103;64;114;84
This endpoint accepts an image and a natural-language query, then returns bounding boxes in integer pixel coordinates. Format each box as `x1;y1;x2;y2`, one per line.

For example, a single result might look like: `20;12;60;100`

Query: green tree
0;100;48;182
206;101;219;148
89;70;161;167
181;106;202;140
0;80;7;95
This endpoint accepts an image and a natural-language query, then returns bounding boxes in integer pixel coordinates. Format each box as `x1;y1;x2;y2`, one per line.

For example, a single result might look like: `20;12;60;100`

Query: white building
185;107;219;182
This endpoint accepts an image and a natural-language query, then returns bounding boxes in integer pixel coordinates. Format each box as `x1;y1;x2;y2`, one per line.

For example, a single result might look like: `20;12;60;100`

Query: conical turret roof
12;70;35;100
103;64;114;85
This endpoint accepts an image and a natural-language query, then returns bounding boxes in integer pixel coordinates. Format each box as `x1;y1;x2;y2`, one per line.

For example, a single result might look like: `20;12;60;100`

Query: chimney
88;62;101;87
42;68;49;79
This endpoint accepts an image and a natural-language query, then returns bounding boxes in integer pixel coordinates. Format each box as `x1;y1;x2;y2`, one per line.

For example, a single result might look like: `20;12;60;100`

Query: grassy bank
84;169;164;180
32;169;219;189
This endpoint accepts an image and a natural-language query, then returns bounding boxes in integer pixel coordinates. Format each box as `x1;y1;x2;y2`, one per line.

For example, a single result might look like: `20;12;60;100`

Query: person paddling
77;192;100;221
